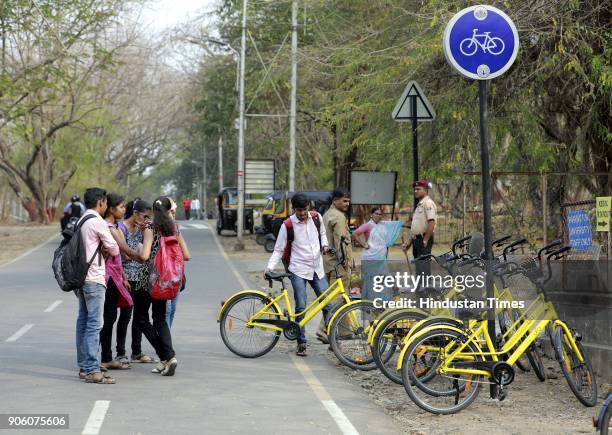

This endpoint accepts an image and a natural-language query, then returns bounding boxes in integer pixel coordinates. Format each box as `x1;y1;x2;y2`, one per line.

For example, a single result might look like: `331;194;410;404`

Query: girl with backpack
100;193;140;371
137;196;190;376
166;198;191;328
122;199;156;364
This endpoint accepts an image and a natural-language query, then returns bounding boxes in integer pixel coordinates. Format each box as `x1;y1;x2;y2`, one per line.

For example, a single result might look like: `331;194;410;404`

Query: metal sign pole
411;95;419;209
478;80;496;398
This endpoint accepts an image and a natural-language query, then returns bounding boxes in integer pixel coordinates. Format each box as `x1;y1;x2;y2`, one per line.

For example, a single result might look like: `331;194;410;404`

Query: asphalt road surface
0;222;400;435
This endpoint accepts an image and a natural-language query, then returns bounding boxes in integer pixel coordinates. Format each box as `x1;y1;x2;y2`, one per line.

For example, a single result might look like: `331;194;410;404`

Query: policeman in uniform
403;179;437;275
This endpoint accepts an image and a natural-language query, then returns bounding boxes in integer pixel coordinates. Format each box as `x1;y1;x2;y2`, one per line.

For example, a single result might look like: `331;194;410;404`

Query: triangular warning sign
392;81;435;122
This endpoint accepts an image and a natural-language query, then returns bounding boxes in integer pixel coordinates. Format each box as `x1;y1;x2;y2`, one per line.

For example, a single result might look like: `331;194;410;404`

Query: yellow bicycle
397;245;598;414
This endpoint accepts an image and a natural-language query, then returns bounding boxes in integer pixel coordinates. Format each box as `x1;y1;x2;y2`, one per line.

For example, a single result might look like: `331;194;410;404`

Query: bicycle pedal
497;387;507;402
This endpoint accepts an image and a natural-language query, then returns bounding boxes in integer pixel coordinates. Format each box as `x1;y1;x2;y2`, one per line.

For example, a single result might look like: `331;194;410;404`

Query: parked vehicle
255;191;283;245
263;191;332;253
216;188;254;235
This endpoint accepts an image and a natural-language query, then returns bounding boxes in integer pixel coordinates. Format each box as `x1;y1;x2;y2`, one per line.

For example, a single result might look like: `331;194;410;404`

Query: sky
141;0;219;33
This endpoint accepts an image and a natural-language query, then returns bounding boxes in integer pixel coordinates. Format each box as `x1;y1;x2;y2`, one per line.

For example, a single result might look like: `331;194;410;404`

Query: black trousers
100;280;133;363
133;287;175;361
413;234;434;276
129;280;145;356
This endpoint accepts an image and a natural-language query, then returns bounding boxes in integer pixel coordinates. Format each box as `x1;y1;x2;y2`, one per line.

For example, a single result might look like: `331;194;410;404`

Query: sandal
85;372;115;384
116;355;129;365
80;370;111;380
131;353;155;363
101;360;130;370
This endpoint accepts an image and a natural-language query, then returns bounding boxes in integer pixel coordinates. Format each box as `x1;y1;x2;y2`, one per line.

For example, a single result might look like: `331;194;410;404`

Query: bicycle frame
245;277;350;332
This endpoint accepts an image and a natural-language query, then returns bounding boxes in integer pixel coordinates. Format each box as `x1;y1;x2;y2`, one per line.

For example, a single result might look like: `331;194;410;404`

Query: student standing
138;197;188;375
166;198;191;328
75;188;119;384
122;199;156;363
99;193;141;370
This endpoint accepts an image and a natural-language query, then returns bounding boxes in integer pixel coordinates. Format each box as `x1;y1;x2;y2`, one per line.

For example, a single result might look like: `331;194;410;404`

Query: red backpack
281;211;322;271
150;234;185;300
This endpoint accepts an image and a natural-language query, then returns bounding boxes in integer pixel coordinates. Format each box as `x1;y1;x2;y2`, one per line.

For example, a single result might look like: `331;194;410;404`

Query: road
0;222;400;435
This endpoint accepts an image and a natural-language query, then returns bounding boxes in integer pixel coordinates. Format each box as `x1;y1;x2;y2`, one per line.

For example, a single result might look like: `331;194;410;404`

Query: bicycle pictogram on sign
459;29;505;56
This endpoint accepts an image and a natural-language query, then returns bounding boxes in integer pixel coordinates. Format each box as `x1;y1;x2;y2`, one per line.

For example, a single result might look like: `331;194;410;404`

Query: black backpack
52;214;102;292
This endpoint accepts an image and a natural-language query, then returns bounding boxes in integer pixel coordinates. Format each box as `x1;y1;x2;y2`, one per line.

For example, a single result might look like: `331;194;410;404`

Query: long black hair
103;193;126;218
152;196;175;236
125;197;150;219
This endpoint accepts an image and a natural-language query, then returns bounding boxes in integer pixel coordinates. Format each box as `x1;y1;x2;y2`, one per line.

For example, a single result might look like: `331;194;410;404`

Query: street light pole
288;0;298;192
202;142;207;218
218;135;223;191
235;0;248;250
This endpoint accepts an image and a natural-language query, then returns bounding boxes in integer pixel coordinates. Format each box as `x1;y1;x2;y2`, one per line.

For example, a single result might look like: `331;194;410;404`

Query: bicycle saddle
455;308;486;321
265;272;292;281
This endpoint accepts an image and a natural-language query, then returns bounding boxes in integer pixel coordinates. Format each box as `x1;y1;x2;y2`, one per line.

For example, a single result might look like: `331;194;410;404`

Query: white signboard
350;171;397;205
245;160;275;195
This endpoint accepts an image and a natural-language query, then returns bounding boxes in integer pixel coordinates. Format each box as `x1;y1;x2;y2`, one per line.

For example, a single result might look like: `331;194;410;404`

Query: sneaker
296;344;307;357
151;361;166;374
161;357;178;376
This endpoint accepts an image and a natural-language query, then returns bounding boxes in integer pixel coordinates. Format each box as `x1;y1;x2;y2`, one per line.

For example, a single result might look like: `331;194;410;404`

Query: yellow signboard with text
596;196;611;232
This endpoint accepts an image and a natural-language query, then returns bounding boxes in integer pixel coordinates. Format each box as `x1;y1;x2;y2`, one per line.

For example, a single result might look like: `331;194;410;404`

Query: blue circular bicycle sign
443;5;519;80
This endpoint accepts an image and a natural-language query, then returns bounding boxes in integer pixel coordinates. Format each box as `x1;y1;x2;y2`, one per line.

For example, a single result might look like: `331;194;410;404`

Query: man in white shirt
265;193;331;356
190;198;200;220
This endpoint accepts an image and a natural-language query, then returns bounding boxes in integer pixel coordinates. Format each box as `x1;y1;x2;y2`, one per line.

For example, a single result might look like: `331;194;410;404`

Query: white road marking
82;400;110;435
213;226;359;434
44;300;63;313
291;355;359;435
0;233;59;269
189;223;209;230
6;324;35;342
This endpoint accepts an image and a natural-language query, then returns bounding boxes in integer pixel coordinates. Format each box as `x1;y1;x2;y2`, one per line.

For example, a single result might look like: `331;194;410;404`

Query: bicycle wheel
526;343;546;382
220;292;281;358
600;401;611;435
554;327;597;407
329;300;384;370
371;310;427;384
401;328;484;415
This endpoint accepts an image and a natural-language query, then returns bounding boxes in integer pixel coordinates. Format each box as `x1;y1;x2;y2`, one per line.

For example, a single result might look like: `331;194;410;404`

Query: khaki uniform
410;195;437;236
321;204;353;336
411;195;437;276
323;205;354;277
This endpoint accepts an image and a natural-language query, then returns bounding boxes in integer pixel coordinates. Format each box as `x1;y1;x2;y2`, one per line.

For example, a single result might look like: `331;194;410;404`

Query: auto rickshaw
216;187;254;235
263;191;333;253
255;191;283;245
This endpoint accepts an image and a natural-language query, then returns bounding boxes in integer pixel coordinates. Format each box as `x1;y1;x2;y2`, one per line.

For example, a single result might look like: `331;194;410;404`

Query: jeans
75;282;105;373
134;288;175;361
100;280;133;362
166;293;179;329
289;272;331;344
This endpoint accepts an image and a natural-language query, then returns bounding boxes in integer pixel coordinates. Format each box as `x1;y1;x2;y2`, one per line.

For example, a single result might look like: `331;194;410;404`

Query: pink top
79;210;119;287
105;222;133;307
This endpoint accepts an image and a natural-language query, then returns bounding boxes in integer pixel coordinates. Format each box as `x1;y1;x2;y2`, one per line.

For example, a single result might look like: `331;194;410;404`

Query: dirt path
0;224;58;266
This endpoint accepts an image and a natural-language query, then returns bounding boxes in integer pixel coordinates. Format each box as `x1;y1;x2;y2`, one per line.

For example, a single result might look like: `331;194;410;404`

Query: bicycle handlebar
451;235;472;255
492;235;512;247
503;238;527;260
537;239;562;261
